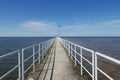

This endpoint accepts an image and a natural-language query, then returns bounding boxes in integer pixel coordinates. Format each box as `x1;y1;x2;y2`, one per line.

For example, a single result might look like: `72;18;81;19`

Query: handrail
0;38;55;80
96;52;120;65
0;50;20;58
60;38;120;80
0;50;21;80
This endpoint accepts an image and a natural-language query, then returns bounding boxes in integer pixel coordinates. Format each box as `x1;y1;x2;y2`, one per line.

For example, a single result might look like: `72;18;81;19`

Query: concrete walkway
52;38;83;80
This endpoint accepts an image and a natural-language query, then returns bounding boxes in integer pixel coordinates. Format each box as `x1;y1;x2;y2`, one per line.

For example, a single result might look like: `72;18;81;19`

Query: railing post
45;41;46;55
21;49;24;80
42;42;44;59
80;47;83;75
45;41;46;53
71;43;73;60
33;46;35;72
92;51;95;80
39;44;41;64
62;40;63;45
45;41;47;54
95;52;98;80
46;41;48;50
18;51;21;80
44;42;45;54
69;41;70;56
75;45;77;66
68;42;69;52
64;40;66;48
65;41;67;49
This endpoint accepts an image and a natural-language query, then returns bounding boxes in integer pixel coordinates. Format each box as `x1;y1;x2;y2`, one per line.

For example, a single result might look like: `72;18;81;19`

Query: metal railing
0;50;21;80
60;38;120;80
0;38;54;80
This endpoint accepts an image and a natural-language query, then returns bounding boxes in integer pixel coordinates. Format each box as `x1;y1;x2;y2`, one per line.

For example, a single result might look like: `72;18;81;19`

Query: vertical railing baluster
63;40;65;48
69;41;70;56
44;42;45;55
39;44;41;64
70;43;71;59
46;41;48;50
45;41;46;53
18;51;21;80
71;43;73;60
80;47;83;75
42;42;44;59
75;45;77;66
21;49;24;80
95;52;98;80
92;51;95;80
33;46;35;72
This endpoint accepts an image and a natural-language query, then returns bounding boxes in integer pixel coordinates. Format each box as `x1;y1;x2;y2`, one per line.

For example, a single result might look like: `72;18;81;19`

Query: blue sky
0;0;120;36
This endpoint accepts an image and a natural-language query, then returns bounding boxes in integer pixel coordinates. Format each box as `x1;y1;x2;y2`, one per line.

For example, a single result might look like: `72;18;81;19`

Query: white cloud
21;20;57;30
104;20;120;25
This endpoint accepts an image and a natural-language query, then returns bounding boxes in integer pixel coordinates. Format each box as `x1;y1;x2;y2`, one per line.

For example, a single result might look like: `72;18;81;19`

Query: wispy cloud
17;18;120;36
21;20;58;30
104;20;120;25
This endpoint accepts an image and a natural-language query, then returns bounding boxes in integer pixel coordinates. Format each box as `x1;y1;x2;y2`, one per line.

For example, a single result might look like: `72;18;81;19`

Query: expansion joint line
50;40;57;80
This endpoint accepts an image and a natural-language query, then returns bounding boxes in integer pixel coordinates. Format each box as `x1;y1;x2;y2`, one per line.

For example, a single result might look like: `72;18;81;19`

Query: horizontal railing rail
0;38;55;80
0;50;21;80
60;38;120;80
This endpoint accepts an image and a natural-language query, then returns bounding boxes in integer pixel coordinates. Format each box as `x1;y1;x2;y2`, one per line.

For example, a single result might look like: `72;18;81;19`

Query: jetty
26;37;83;80
0;37;120;80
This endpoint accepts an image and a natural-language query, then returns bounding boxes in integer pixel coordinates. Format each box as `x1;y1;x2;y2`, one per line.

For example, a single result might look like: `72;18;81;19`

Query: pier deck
52;38;83;80
27;38;84;80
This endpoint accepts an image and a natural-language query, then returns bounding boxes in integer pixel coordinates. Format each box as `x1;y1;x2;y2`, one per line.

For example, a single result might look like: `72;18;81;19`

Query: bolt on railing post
92;51;95;80
95;52;98;80
21;49;24;80
39;44;41;64
75;45;77;66
18;51;21;80
33;46;35;72
80;47;83;75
